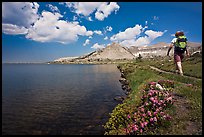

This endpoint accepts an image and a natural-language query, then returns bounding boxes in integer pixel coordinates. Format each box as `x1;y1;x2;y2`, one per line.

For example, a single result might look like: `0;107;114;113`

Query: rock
121;72;126;78
119;78;129;85
156;83;164;91
114;96;125;102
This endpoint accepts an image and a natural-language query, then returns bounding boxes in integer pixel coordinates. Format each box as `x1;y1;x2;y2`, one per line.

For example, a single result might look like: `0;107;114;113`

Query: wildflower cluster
158;79;174;89
125;80;174;135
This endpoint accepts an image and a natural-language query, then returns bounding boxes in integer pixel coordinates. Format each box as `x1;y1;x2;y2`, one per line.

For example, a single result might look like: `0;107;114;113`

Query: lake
2;64;125;135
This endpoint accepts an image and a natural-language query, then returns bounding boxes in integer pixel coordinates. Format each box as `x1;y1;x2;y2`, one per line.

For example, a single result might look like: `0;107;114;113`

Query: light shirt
171;38;177;44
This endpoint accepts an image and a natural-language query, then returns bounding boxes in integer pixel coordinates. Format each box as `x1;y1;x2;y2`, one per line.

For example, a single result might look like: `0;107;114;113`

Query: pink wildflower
156;108;160;112
160;111;164;116
150;97;154;102
148;92;153;96
140;107;145;112
167;97;172;102
126;128;130;134
163;115;167;119
133;125;138;131
154;111;158;116
147;111;152;117
149;82;156;85
153;117;157;122
142;113;146;117
144;121;148;126
140;129;143;133
140;122;144;128
127;114;131;119
165;114;172;120
150;118;154;122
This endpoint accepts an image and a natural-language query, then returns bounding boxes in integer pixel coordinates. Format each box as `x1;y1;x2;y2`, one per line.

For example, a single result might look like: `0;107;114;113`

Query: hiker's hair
175;31;184;37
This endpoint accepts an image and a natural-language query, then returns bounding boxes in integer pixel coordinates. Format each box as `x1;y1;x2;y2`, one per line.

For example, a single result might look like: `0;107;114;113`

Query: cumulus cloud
145;21;148;25
95;2;120;21
145;30;164;40
88;16;93;21
94;30;103;35
110;24;143;41
106;26;112;32
73;15;78;21
91;43;105;49
2;2;39;28
134;36;150;46
47;4;60;13
104;36;108;40
62;2;119;21
110;24;167;47
26;11;93;44
2;23;28;35
64;2;103;16
83;39;90;46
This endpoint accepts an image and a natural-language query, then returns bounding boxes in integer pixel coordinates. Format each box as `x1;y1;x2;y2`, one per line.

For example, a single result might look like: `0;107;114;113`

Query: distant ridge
53;42;202;63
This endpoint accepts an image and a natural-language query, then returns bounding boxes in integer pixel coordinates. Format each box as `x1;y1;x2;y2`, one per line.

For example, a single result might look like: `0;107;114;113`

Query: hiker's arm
167;43;173;56
185;47;190;57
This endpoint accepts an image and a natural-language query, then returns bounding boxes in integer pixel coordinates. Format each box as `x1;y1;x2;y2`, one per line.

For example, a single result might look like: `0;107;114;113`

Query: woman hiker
167;31;190;76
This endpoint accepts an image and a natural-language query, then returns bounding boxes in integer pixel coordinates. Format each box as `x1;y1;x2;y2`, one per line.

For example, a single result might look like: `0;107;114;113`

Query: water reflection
2;64;125;135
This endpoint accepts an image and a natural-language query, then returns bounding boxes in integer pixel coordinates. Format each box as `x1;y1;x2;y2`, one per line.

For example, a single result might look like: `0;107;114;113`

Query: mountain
53;42;202;63
85;42;135;60
129;42;170;58
54;56;78;62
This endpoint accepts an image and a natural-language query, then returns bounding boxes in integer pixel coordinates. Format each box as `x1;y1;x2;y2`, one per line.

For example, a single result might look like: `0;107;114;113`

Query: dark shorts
174;52;184;63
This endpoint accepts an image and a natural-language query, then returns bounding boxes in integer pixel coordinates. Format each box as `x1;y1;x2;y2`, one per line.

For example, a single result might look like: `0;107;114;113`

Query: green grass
104;55;202;135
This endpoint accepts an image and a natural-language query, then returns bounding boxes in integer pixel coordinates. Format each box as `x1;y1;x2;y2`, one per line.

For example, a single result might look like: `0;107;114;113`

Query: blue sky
2;2;202;63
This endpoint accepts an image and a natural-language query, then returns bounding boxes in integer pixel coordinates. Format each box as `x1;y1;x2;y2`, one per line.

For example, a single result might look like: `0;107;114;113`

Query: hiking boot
180;72;183;76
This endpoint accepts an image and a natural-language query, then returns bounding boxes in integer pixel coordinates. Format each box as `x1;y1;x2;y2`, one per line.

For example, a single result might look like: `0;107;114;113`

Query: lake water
2;64;125;135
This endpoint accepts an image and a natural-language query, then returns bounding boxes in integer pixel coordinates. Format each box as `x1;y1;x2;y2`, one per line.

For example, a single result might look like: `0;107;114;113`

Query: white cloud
25;11;93;44
47;4;60;13
134;36;150;46
2;23;28;35
2;2;39;28
106;26;112;31
104;36;108;40
88;16;93;21
95;2;120;21
110;24;167;47
142;25;148;32
110;24;143;41
64;2;103;16
62;2;119;21
145;30;165;40
94;30;103;35
73;15;78;21
83;39;90;46
119;39;137;47
91;43;105;49
145;21;148;25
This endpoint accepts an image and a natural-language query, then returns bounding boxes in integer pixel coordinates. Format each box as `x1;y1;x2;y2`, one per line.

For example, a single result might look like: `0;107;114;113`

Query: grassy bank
104;55;202;135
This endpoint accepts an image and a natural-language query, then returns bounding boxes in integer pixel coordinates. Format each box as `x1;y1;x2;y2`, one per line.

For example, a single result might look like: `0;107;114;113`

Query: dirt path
148;65;202;80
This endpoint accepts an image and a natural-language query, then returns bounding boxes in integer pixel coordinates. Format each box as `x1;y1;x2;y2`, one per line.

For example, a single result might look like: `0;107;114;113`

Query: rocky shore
113;65;132;102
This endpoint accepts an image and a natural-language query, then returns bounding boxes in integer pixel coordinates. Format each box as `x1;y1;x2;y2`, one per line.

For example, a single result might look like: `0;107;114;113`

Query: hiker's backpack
174;35;187;53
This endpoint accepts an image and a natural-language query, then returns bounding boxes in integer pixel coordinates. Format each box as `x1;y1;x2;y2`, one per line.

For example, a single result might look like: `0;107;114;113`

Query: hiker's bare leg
177;62;183;76
175;64;179;73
